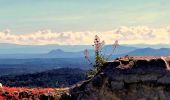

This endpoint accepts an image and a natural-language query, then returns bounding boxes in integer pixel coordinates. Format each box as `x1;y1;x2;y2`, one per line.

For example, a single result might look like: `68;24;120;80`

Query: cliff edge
61;56;170;100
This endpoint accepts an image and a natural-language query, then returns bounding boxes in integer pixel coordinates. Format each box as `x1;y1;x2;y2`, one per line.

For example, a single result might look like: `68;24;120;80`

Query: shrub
84;35;119;78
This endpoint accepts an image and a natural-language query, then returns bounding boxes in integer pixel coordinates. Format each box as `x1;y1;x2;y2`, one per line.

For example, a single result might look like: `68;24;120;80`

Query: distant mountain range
1;43;170;54
0;43;92;54
126;48;170;56
0;43;170;59
0;43;137;58
47;47;170;58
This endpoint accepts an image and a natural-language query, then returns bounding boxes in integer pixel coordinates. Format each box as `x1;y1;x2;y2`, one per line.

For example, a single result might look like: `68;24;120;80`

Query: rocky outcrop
63;56;170;100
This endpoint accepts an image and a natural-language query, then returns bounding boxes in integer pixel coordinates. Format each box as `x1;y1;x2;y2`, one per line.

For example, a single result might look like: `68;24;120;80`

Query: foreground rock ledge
61;56;170;100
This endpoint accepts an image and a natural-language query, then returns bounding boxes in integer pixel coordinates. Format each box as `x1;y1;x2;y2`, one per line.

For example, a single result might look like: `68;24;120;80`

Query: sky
0;0;170;45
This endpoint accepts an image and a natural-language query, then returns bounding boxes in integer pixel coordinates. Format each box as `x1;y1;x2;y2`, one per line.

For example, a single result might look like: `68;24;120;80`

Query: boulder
64;56;170;100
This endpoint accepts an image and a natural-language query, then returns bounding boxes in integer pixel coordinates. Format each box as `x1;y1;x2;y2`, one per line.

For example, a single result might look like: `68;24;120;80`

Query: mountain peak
48;49;64;54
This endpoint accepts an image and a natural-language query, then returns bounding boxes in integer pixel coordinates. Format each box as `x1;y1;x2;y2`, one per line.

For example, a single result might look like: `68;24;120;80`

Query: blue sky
0;0;169;34
0;0;170;45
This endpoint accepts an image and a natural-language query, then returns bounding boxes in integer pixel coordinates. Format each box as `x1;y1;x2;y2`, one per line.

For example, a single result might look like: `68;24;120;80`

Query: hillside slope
0;68;86;88
62;56;170;100
2;56;170;100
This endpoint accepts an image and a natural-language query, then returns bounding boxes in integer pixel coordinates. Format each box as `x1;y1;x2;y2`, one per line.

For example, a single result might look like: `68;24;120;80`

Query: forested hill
0;68;86;88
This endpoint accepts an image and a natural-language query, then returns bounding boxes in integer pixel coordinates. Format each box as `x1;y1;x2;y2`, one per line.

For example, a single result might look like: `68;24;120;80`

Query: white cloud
0;26;170;45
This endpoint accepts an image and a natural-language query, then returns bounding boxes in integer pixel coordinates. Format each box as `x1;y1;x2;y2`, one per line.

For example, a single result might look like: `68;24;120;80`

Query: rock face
63;56;170;100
